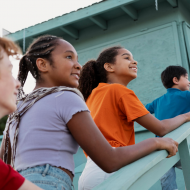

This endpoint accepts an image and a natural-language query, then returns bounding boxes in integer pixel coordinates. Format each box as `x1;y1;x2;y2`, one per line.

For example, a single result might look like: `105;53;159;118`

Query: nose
133;60;138;65
75;61;82;70
16;79;21;89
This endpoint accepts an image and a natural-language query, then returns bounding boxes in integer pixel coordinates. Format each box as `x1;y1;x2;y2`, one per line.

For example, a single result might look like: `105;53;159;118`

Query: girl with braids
0;36;183;190
0;37;42;190
78;46;190;190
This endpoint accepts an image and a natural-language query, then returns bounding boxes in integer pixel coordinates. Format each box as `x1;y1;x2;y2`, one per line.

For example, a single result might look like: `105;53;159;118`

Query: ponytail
17;55;29;98
78;46;123;101
78;60;101;101
18;55;29;87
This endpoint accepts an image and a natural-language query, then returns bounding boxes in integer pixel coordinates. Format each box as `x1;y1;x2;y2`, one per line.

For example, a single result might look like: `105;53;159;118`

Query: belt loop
72;182;75;190
42;164;50;177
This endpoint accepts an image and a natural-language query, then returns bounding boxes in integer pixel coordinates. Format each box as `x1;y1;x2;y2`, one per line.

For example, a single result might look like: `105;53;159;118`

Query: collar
167;88;182;93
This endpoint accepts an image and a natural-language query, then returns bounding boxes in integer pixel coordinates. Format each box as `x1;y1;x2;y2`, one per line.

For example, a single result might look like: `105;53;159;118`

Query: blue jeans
19;164;73;190
160;161;181;190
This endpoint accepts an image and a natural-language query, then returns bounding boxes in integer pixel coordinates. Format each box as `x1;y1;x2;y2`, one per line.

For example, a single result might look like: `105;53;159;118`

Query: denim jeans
160;161;181;190
19;164;73;190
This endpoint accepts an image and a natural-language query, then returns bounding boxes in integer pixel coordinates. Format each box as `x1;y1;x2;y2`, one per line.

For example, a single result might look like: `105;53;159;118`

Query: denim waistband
19;164;72;188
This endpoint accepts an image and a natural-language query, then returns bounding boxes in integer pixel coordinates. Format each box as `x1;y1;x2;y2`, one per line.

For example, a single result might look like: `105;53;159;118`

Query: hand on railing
156;137;178;158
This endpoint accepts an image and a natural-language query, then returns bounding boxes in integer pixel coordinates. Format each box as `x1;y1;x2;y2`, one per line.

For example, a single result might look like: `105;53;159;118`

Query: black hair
161;65;187;89
78;46;123;101
18;35;62;97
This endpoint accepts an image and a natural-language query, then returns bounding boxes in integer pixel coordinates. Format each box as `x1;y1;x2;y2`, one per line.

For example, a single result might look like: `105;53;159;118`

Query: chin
72;82;79;88
7;100;17;113
9;105;17;114
132;75;137;79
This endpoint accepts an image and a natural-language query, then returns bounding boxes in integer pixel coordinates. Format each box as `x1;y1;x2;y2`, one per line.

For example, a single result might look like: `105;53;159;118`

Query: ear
36;58;49;73
104;63;114;73
173;77;179;85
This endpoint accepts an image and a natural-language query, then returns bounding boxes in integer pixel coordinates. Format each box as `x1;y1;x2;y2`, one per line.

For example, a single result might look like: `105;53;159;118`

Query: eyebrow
65;50;74;54
121;53;131;56
65;50;78;59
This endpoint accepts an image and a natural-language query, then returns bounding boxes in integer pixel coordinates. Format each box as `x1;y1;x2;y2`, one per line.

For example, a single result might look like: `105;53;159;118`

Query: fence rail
94;122;190;190
1;123;190;190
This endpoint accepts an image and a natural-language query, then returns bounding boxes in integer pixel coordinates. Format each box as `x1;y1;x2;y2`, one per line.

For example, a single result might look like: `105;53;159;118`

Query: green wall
2;0;190;189
71;1;190;189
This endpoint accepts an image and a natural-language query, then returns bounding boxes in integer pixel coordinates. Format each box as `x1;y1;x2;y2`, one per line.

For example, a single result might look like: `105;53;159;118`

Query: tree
0;116;8;135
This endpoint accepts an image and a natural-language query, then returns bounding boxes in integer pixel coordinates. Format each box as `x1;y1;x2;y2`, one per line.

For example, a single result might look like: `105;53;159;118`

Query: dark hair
161;65;187;89
78;46;123;101
18;35;62;97
0;37;21;60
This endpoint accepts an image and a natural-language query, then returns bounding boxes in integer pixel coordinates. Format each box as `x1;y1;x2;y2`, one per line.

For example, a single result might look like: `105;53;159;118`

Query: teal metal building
3;0;190;189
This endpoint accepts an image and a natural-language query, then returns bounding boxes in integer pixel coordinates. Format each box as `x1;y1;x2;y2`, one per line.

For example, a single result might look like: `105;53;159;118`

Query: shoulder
55;91;89;123
170;90;190;99
182;90;190;99
55;90;85;104
182;90;190;95
107;83;135;96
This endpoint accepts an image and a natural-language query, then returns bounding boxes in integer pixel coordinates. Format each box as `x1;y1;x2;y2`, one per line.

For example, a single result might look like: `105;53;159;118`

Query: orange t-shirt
84;83;149;157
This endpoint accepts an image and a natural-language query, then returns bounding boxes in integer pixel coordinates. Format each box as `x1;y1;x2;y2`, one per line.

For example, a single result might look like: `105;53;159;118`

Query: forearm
136;113;189;137
68;112;178;173
107;138;159;172
161;113;188;136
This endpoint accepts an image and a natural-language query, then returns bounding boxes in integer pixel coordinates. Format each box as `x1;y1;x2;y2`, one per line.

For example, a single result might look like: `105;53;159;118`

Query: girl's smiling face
41;39;82;88
106;48;138;86
0;49;20;116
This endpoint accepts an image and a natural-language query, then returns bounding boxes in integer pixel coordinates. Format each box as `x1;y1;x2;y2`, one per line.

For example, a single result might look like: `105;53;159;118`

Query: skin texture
0;49;20;117
34;40;81;90
172;74;190;91
0;47;42;190
105;49;137;86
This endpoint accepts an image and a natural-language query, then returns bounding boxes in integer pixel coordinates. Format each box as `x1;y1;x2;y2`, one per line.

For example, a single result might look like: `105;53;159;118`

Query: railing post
179;137;190;190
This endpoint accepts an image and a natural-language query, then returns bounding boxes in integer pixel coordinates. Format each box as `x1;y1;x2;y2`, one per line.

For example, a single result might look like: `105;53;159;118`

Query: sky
0;0;102;93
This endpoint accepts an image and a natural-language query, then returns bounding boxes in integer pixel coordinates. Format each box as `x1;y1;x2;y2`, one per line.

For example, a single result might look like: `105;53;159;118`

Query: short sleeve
145;101;155;114
118;91;149;122
55;91;89;124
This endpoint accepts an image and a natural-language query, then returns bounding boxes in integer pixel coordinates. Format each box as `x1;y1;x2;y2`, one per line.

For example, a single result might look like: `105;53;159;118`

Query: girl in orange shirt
78;46;188;190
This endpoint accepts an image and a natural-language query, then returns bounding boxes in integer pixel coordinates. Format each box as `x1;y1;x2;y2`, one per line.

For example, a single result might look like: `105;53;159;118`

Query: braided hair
3;35;64;165
78;46;123;101
18;35;62;98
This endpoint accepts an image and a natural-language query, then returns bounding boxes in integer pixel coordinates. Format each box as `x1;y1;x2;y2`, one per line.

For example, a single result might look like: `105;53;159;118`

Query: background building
3;0;190;189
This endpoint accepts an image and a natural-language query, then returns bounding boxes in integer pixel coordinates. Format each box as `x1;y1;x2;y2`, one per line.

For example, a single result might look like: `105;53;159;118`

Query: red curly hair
0;37;21;60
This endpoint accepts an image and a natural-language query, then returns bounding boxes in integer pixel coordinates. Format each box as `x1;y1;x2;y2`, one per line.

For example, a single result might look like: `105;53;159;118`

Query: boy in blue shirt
146;65;190;190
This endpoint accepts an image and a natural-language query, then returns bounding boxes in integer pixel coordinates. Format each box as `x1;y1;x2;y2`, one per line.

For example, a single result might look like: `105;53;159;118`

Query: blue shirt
146;88;190;120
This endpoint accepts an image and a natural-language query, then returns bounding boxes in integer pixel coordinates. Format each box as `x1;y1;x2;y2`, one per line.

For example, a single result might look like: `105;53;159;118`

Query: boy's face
177;74;190;91
0;48;20;117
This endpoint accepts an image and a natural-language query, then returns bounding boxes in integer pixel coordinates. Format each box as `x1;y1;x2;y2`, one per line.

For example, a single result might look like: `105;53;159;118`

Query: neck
107;75;132;87
0;108;8;119
171;85;181;90
34;79;55;91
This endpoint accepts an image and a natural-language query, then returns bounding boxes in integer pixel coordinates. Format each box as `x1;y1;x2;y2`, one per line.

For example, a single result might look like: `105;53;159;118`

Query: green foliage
0;115;8;135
